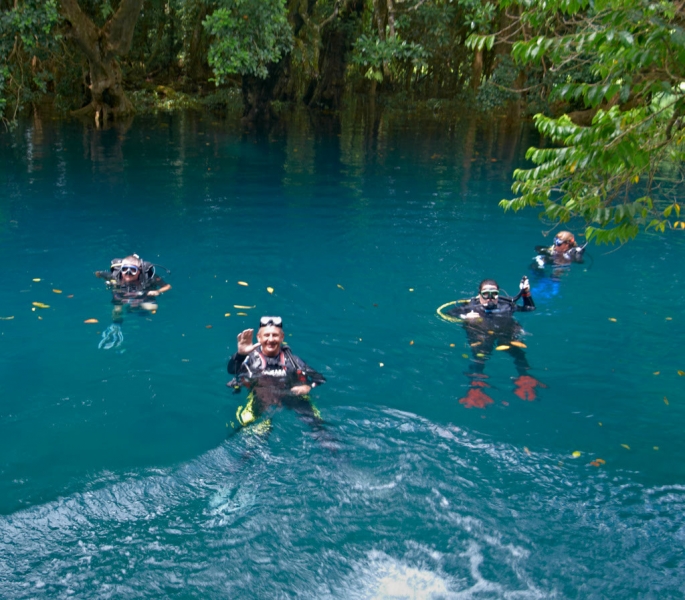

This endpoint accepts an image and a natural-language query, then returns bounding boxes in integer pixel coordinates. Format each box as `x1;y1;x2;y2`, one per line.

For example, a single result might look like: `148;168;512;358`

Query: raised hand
237;328;258;355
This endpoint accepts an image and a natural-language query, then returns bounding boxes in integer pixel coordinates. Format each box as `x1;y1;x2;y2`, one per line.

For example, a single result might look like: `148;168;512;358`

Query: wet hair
556;231;576;246
479;279;499;292
122;254;143;267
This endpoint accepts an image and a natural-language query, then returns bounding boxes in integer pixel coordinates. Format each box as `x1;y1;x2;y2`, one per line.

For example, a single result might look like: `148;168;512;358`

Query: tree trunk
306;0;363;110
60;0;144;125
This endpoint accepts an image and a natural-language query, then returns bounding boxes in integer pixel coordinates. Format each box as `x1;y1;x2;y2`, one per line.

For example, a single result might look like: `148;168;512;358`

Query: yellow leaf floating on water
409;288;414;292
267;287;274;294
524;447;531;455
510;341;527;348
206;325;213;329
337;284;345;290
664;396;669;405
1;316;15;320
654;446;659;451
237;312;248;316
496;345;510;351
462;354;469;359
678;370;685;376
233;305;255;309
666;317;672;320
449;343;455;347
32;302;50;309
409;340;414;345
477;353;485;358
470;341;481;347
379;363;384;367
653;371;660;375
621;444;630;450
237;281;248;286
595;458;606;465
32;278;41;282
52;289;62;294
608;317;617;322
224;313;231;317
572;451;581;458
83;319;99;324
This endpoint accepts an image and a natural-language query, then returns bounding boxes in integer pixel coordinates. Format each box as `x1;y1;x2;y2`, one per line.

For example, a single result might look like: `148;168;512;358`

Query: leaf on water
233;305;255;309
206;325;213;329
678;370;685;376
608;317;617;322
337;284;345;290
409;340;414;345
653;371;660;375
590;460;602;467
237;312;248;316
462;353;468;358
237;281;248;286
67;295;74;298
379;363;384;367
496;345;510;351
470;341;481;347
52;289;62;294
664;397;669;405
182;359;190;362
596;458;606;465
653;446;659;451
32;302;50;309
621;444;630;450
449;343;455;347
267;287;274;294
524;446;531;455
32;278;41;282
572;451;581;458
666;317;672;320
83;319;98;324
510;341;527;348
224;313;231;317
476;353;485;358
1;316;15;320
409;288;414;292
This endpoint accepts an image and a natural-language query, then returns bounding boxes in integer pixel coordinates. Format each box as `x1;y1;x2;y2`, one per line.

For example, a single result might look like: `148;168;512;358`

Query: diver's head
257;316;284;357
120;255;142;282
478;279;499;310
553;231;576;253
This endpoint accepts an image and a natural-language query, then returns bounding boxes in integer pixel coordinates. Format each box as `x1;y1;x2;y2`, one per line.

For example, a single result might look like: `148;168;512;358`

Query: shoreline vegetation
3;0;684;242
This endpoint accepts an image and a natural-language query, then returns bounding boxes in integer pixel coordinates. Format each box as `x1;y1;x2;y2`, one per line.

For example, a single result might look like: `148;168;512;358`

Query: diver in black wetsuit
227;316;326;433
95;254;171;320
533;231;586;269
444;276;544;407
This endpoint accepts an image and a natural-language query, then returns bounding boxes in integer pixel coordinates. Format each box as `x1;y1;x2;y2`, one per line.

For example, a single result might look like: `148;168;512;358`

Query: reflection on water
1;111;684;598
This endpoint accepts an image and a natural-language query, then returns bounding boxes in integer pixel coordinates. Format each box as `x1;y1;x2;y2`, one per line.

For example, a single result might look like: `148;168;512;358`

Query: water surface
1;111;684;598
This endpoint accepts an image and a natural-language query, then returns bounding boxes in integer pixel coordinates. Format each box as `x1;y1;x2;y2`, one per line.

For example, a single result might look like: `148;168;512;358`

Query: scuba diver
94;254;171;349
530;231;588;301
227;316;327;436
439;276;545;408
533;230;587;269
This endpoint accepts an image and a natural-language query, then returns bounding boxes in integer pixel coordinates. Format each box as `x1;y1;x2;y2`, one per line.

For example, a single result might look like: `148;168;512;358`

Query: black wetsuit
95;271;168;307
227;345;326;429
446;292;535;376
532;245;586;269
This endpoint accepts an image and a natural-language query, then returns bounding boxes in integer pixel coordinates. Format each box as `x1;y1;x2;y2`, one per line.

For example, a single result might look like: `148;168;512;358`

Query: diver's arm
513;276;536;311
290;353;326;396
227;352;248;375
94;270;115;280
146;284;170;297
145;276;171;297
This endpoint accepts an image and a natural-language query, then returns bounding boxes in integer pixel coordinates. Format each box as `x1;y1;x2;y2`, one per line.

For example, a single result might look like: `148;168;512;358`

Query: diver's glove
519;276;531;297
98;323;124;350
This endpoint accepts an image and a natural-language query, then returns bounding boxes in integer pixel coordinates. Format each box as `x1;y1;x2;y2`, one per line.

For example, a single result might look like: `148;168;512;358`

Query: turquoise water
1;111;684;598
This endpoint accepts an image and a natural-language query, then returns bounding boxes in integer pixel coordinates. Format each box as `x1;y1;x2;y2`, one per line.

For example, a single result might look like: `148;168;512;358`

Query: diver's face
120;264;140;283
257;326;284;357
553;237;571;255
478;286;499;307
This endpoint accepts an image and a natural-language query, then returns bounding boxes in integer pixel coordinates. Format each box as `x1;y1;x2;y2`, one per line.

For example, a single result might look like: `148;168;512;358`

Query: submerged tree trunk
60;0;144;125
